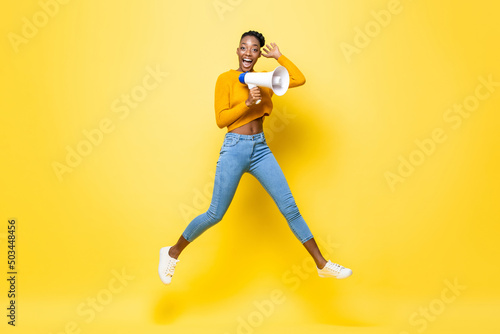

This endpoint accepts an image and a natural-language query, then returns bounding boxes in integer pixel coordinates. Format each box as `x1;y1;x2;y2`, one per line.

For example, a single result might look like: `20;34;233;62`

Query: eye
240;46;245;50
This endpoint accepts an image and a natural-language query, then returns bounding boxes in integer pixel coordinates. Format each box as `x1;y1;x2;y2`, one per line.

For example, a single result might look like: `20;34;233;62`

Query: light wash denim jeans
182;131;314;244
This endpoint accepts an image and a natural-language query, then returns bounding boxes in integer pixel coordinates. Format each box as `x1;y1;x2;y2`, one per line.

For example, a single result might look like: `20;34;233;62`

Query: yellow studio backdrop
1;0;499;333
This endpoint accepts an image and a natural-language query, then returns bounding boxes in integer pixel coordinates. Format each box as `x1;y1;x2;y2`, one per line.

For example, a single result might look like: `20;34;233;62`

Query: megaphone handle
247;83;261;105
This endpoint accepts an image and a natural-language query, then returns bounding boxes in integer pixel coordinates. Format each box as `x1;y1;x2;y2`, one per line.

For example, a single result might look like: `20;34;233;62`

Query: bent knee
206;208;224;224
278;202;301;221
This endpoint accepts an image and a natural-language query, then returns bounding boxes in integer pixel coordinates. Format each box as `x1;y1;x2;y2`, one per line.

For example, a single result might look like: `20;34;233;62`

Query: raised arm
261;42;306;88
277;54;306;88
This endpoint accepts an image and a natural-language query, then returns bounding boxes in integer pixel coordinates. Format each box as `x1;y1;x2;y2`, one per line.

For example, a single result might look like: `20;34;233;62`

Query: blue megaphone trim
238;72;248;84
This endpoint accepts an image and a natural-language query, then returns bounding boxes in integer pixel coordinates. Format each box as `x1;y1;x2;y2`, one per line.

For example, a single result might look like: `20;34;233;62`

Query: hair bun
241;30;265;48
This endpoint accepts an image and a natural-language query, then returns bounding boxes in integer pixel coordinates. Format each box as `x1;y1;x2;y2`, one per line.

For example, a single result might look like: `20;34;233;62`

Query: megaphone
238;66;290;104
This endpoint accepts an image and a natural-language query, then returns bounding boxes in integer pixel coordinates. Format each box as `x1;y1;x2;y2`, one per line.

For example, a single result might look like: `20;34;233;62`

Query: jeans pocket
223;136;239;148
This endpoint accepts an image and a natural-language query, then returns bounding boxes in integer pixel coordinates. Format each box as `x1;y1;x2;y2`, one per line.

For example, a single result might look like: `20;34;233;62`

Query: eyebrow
240;43;259;47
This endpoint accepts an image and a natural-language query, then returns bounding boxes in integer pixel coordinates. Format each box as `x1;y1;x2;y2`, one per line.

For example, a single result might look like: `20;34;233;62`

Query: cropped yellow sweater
214;54;306;131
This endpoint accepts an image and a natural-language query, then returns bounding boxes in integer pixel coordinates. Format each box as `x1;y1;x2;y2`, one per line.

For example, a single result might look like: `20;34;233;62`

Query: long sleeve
214;74;250;129
277;54;306;88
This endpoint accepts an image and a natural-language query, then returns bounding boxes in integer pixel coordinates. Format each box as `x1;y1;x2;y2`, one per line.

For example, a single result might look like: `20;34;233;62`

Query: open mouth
242;58;252;68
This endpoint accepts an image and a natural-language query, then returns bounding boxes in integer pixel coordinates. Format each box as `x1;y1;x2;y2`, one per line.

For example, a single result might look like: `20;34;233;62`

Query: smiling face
236;35;261;72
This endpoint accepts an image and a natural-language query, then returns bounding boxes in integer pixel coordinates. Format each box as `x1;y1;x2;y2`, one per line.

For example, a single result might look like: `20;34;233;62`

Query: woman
158;30;352;284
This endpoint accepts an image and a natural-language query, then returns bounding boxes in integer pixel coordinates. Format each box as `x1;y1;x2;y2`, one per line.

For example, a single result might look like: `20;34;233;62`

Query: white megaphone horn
238;66;290;104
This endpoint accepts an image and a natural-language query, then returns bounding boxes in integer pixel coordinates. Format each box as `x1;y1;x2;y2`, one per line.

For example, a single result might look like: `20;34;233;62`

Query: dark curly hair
240;30;265;48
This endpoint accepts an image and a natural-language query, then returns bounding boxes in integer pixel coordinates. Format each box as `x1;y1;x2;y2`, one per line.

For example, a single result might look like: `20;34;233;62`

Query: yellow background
1;0;499;333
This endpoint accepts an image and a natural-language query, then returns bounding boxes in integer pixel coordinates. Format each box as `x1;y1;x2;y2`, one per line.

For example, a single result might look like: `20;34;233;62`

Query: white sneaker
317;260;352;279
158;246;179;284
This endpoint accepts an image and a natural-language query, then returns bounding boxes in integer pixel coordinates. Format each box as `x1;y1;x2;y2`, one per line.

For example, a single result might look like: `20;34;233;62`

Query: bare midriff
228;117;263;135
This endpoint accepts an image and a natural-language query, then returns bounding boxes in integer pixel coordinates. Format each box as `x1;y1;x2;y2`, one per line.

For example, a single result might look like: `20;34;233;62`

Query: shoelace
164;258;179;277
325;262;343;275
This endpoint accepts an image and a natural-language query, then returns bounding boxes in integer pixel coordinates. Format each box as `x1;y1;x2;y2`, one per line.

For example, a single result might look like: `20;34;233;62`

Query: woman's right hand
245;86;261;106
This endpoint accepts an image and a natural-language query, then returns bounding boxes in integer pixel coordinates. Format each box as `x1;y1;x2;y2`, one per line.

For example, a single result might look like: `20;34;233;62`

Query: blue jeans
182;131;314;244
